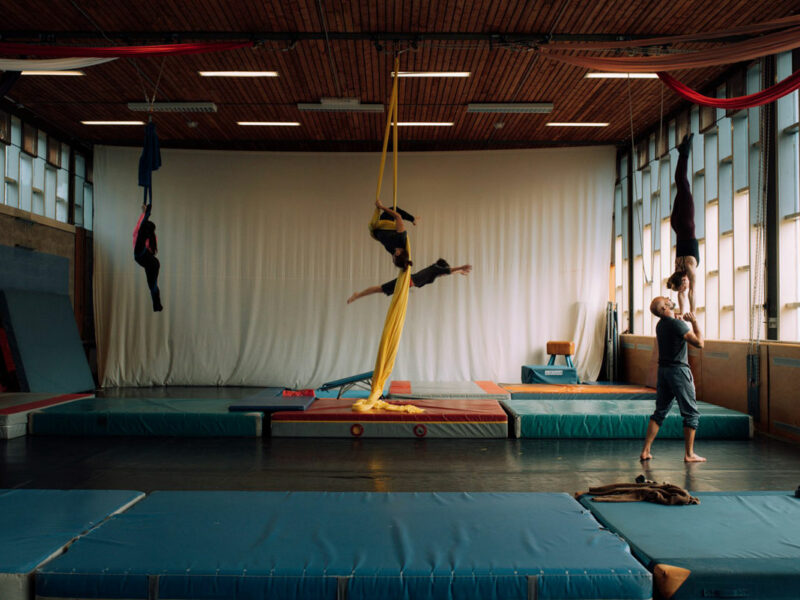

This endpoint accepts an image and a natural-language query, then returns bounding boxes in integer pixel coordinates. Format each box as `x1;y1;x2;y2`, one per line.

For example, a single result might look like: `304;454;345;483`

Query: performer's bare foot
639;451;652;461
684;453;706;463
678;133;693;156
347;293;358;304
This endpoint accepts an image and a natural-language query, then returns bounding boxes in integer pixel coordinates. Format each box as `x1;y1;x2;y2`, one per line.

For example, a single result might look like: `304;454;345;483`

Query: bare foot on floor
684;453;706;463
639;452;652;461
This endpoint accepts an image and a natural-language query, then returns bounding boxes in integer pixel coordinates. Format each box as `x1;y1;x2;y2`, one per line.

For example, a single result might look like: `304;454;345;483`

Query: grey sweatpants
652;366;700;430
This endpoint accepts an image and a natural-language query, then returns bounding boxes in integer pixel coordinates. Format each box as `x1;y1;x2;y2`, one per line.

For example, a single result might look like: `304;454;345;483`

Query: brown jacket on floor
576;482;700;505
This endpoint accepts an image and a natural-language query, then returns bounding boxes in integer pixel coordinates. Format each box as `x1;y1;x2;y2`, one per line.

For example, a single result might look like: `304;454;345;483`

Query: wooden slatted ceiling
2;0;798;151
4;0;797;35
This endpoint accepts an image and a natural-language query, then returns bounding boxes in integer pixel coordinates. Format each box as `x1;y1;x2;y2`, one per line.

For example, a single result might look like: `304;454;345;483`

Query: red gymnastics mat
270;398;508;438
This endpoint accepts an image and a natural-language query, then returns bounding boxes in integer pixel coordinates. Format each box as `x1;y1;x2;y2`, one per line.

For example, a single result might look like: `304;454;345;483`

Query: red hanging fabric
0;41;250;58
658;70;800;109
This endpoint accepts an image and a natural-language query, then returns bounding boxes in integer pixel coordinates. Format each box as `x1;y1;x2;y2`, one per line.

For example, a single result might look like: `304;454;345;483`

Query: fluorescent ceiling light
393;71;470;78
128;102;217;113
397;122;454;127
585;72;658;79
546;122;609;127
199;71;278;77
21;70;84;76
467;103;553;114
298;98;383;112
237;121;301;126
81;121;144;125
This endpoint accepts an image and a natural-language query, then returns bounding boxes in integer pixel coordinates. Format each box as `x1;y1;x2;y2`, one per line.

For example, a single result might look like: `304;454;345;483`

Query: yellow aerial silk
352;57;423;415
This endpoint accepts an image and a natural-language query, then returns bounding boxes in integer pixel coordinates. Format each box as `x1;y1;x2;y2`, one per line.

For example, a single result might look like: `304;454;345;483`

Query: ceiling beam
0;30;673;45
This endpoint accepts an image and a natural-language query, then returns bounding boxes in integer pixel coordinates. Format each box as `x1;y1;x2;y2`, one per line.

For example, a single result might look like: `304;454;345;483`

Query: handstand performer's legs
671;137;696;240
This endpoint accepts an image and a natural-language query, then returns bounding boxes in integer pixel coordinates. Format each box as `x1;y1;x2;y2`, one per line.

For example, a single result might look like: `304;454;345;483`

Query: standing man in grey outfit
641;296;706;463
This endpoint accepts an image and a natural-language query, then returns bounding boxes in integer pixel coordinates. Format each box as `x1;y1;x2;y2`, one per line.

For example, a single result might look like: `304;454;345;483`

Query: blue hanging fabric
138;120;161;205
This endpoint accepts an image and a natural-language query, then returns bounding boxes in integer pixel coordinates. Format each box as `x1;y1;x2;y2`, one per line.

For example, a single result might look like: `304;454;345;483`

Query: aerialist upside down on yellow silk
350;55;423;415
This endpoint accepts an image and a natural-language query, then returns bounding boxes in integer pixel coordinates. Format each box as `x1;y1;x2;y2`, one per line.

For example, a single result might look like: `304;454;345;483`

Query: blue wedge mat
0;245;69;295
314;388;371;398
0;489;144;600
36;491;651;600
319;371;374;390
229;392;314;412
502;399;752;438
580;492;800;600
29;397;262;437
0;289;94;393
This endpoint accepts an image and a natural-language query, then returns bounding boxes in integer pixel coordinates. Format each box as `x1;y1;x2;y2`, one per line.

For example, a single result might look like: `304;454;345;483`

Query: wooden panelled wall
621;334;800;443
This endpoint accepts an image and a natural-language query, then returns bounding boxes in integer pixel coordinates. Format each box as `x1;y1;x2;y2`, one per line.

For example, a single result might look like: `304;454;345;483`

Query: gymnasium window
0;111;92;230
57;145;70;223
615;153;629;331
74;153;86;228
633;165;644;333
4;116;21;208
612;58;800;341
776;51;800;341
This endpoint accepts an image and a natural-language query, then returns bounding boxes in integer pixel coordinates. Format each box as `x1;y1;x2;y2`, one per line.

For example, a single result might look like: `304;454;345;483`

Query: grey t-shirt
656;317;691;367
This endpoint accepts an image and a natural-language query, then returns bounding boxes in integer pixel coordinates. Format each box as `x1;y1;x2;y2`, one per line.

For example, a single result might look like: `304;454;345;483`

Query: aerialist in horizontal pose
347;259;472;304
133;202;163;312
369;199;417;269
666;133;698;316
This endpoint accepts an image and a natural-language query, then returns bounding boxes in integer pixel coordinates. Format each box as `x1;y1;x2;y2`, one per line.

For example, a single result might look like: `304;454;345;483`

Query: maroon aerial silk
658;70;800;109
0;41;249;58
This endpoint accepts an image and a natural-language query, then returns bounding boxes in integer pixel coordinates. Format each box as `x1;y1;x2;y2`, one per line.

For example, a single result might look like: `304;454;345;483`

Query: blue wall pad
0;290;94;393
29;397;262;437
228;393;314;413
36;491;651;600
0;245;69;295
502;399;753;439
0;489;144;600
580;492;800;600
521;365;578;384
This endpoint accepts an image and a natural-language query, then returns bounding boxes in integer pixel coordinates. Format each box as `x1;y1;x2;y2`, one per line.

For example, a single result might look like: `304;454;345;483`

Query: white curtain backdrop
94;145;615;388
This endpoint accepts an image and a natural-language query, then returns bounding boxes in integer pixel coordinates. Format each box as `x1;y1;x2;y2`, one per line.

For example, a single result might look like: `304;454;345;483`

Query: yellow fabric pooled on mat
351;240;421;414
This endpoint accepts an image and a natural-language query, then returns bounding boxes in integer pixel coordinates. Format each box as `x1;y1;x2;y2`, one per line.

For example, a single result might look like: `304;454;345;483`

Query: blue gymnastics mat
36;491;651;600
0;290;94;393
580;491;800;600
502;399;752;439
29;397;262;437
0;489;144;600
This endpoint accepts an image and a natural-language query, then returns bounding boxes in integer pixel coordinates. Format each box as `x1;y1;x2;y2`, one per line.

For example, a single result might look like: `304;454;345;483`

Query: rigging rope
627;76;653;286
